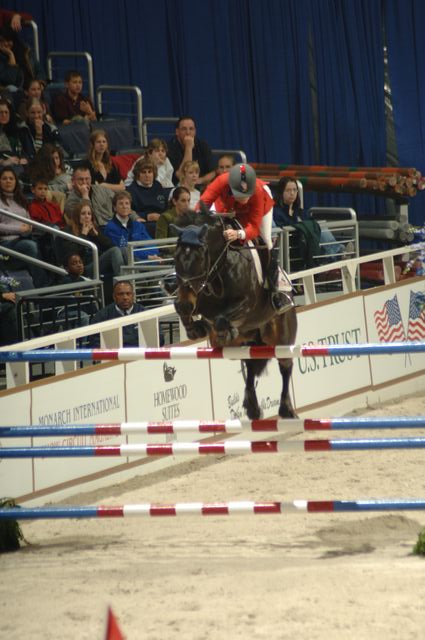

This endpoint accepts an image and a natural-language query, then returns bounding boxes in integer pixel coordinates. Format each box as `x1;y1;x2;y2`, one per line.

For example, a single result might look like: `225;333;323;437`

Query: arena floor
2;391;425;639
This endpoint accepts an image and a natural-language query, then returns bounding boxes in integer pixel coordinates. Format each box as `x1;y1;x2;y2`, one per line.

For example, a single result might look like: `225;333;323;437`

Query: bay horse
170;208;297;419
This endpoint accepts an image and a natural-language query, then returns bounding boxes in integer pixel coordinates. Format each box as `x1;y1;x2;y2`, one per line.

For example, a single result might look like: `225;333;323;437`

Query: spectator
155;186;191;246
273;177;347;262
87;129;124;192
90;280;144;348
0;25;45;93
0;10;33;32
216;153;235;175
64;162;115;228
0;165;48;287
167;116;215;185
170;160;200;208
104;190;160;262
56;252;96;329
124;138;174;189
127;158;168;236
59;200;125;287
0;98;27;170
51;70;96;125
0;273;18;345
18;98;60;159
29;178;64;228
29;143;72;199
17;78;53;122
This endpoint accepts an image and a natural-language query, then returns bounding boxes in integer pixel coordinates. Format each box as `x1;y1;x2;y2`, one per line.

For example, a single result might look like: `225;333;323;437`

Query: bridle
175;236;230;296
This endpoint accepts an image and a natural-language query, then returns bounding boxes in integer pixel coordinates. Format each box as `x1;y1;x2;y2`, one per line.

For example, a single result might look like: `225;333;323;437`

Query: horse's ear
169;224;183;237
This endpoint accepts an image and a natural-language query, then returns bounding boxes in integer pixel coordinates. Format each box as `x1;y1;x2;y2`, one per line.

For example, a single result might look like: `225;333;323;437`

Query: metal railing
96;85;144;146
23;20;39;62
46;51;94;104
0;208;100;281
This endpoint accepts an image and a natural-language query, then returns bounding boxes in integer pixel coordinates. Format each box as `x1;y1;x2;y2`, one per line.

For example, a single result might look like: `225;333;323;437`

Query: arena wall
1;278;425;505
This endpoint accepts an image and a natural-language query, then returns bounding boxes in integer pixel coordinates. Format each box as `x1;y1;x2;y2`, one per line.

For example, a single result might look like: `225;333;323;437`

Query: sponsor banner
0;391;32;498
293;296;370;409
365;282;425;385
125;345;213;442
31;366;126;491
209;358;283;420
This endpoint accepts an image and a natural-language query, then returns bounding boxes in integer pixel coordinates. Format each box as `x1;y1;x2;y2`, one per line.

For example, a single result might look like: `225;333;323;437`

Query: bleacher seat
58;121;91;158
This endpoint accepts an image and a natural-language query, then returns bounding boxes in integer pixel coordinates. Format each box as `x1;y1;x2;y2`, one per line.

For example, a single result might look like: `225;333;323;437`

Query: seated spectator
18;97;60;159
104;190;160;262
56;252;96;328
17;78;53;122
90;280;144;347
29;143;72;201
155;186;191;248
0;273;18;345
167;116;215;185
0;25;45;94
127;158;168;236
51;70;97;125
59;199;125;301
273;177;347;265
64;162;115;228
216;153;235;175
29;177;65;262
0;98;27;170
170;160;200;208
87;129;124;192
124;138;174;189
0;165;48;287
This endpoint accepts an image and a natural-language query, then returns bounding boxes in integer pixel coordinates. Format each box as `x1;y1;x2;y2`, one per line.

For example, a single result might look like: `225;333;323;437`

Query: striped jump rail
0;341;424;362
4;436;425;458
2;416;425;438
2;499;425;520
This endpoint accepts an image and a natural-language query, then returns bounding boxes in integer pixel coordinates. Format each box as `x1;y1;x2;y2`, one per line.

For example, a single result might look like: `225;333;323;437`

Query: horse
170;208;298;420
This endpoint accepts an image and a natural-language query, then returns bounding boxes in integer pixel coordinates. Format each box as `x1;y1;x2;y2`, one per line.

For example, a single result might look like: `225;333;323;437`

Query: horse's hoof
279;404;298;419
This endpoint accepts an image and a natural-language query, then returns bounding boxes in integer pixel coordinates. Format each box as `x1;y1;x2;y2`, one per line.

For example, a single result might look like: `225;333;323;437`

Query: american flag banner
374;295;406;342
407;291;425;340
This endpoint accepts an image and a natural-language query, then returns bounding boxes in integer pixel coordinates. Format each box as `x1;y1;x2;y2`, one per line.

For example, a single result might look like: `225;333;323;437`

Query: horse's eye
185;247;190;255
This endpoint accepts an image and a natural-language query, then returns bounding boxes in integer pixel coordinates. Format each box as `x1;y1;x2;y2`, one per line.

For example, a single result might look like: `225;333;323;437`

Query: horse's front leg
211;298;249;346
278;360;297;418
174;287;208;340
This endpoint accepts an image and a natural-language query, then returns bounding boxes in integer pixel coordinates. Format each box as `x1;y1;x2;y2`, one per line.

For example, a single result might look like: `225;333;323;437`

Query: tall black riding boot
266;253;294;314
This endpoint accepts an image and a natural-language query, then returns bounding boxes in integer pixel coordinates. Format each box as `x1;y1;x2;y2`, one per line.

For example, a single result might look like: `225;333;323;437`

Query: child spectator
87;129;124;192
28;144;72;210
51;70;97;125
124;138;174;189
17;78;53;122
171;160;200;208
29;178;64;228
60;252;85;284
127;158;168;236
18;97;60;159
56;252;96;329
104;190;160;262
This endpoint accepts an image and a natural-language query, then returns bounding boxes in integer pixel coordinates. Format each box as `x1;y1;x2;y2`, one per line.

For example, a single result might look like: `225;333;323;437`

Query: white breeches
260;184;273;250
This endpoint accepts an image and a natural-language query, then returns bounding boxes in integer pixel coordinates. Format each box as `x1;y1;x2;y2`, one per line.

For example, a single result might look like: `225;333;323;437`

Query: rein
176;240;229;296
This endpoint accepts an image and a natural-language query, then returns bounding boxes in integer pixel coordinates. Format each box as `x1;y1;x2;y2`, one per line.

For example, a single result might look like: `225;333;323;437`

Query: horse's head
171;208;226;293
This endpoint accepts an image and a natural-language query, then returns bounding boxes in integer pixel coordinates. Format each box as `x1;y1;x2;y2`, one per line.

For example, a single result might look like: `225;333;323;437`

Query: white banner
292;296;370;409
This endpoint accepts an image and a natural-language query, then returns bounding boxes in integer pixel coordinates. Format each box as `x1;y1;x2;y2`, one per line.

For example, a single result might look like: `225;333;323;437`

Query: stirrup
271;291;294;314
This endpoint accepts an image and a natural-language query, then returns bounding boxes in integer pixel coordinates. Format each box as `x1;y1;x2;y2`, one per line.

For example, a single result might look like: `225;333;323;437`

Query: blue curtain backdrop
5;0;425;222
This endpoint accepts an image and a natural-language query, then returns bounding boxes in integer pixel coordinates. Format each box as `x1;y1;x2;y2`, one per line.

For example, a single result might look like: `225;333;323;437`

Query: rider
199;163;293;313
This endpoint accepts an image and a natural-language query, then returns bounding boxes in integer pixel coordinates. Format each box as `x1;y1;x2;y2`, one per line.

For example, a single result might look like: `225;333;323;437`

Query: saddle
224;218;267;286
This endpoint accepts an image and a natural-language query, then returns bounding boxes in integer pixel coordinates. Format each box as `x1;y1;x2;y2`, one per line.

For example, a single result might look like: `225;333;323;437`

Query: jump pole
0;341;425;362
2;416;425;438
4;436;425;458
2;499;425;520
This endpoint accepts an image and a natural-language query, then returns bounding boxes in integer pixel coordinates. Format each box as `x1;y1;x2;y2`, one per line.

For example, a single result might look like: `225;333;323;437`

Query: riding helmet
228;164;256;198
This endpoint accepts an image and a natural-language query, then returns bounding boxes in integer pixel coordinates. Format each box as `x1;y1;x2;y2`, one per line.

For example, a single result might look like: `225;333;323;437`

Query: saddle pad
247;240;264;285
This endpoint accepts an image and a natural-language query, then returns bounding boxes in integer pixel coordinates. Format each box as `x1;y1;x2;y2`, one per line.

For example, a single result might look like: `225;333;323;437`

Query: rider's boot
267;253;294;314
